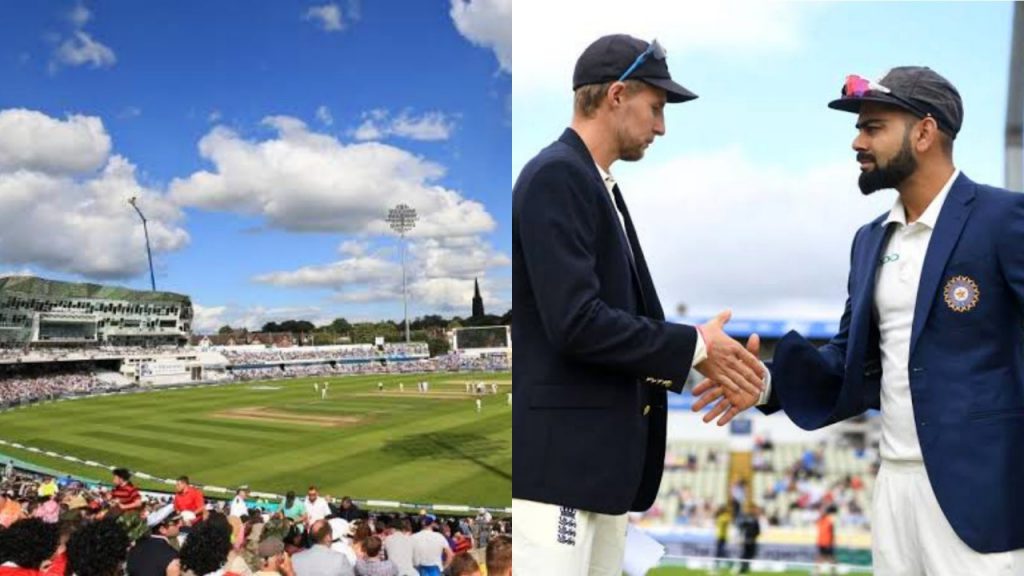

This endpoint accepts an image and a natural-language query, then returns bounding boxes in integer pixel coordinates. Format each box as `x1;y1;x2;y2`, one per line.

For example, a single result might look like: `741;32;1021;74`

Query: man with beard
512;34;767;575
693;67;1024;573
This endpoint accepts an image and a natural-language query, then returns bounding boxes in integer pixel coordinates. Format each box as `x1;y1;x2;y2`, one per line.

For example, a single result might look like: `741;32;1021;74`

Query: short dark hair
364;535;383;557
66;519;129;576
0;518;60;569
180;519;232;575
311;520;332;544
178;476;190;484
112;468;131;482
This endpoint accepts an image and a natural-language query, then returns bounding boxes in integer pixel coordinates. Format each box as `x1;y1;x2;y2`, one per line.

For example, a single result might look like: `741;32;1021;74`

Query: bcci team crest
943;275;980;313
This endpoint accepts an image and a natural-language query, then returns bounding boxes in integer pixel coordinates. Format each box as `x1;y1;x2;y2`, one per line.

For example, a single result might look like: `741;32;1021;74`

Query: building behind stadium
0;276;192;347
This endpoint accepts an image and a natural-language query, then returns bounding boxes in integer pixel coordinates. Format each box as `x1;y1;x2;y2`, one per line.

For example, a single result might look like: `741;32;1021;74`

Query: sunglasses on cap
841;74;947;132
617;39;666;82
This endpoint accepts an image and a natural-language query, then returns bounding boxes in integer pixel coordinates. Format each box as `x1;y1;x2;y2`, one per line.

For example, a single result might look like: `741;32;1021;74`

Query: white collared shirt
874;168;960;461
595;163;708;368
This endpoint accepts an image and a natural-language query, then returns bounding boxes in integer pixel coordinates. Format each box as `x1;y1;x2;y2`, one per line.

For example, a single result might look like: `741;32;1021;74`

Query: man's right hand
696;310;764;401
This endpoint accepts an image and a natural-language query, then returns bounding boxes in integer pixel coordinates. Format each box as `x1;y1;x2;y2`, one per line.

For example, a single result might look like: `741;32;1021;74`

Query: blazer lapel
559;129;651;316
612;186;661;319
850;220;892;376
909;174;976;357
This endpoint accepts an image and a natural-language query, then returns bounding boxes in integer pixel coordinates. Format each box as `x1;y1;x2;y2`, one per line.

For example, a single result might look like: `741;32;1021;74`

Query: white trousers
511;498;627;576
872;459;1024;575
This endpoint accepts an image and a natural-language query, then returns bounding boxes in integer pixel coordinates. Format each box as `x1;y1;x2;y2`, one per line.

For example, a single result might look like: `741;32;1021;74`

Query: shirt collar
595;163;616;189
883;168;960;228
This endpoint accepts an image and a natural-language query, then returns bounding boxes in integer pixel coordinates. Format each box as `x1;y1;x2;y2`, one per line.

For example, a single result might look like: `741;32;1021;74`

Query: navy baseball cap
573;34;697;103
828;67;963;138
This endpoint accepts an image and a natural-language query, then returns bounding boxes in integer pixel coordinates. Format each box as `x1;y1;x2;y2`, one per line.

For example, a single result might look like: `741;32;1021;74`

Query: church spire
472;278;485;318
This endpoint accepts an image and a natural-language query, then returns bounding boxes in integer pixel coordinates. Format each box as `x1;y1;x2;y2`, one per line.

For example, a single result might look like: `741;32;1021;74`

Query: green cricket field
0;371;511;508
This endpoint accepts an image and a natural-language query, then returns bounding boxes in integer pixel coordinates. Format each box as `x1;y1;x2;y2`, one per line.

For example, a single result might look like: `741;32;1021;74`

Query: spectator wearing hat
0;518;60;576
229;486;250;519
411;516;451;576
66;518;130;576
512;32;765;576
279;492;307;526
126;506;182;576
694;65;1024;572
110;468;142;515
253;538;293;576
353;536;398;576
228;486;250;551
485;535;511;576
174;476;206;524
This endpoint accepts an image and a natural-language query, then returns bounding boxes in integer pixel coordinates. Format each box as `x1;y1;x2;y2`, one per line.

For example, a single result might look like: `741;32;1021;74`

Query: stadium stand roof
671;316;841;340
0;275;189;303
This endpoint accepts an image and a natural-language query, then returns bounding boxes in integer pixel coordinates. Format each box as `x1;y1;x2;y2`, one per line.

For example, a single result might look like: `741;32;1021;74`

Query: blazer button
643;405;651;416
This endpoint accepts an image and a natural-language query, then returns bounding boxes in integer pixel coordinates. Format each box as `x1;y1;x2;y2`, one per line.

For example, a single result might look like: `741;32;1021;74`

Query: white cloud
68;4;92;27
0;109;189;280
304;3;344;31
208;110;222;123
513;1;812;99
353;109;457;142
338;240;369;257
117;106;141;120
450;0;511;74
54;31;116;69
192;303;327;333
191;304;228;333
316;105;334;127
256;236;510;313
253;257;399;289
0;109;111;175
169;116;494;237
624;147;893;319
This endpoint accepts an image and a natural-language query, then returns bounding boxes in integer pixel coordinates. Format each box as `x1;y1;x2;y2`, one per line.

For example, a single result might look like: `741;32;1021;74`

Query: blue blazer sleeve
517;160;697;382
761;227;870;429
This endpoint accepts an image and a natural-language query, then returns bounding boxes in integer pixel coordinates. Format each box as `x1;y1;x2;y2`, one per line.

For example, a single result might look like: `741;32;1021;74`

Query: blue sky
0;0;510;332
514;1;1017;322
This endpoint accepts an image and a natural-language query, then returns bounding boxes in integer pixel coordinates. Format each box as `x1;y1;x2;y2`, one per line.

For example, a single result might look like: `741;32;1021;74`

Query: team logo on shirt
943;275;980;313
557;506;578;546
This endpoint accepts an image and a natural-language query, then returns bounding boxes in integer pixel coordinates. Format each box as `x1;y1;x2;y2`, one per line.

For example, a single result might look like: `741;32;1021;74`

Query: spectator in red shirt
173;475;206;523
452;531;472;555
110;468;142;515
0;518;60;576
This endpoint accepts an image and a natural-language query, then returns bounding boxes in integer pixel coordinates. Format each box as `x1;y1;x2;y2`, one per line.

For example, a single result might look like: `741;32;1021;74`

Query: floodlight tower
387;204;418;343
128;197;156;292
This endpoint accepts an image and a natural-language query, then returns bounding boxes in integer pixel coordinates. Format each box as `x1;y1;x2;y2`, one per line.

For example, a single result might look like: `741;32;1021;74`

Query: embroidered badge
943;275;980;313
557;506;578;546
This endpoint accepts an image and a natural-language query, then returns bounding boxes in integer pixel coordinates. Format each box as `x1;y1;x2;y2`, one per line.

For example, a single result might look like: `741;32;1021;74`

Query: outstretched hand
692;333;763;426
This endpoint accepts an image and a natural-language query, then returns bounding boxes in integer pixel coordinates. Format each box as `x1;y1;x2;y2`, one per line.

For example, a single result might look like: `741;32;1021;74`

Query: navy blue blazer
766;173;1024;553
512;128;698;514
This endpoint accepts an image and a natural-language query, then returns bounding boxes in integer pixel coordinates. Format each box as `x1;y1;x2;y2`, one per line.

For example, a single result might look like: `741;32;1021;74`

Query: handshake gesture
692;310;765;426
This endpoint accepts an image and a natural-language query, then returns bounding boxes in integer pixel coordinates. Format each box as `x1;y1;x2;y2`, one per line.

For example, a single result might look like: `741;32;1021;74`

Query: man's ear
606;81;627;108
914;116;940;153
